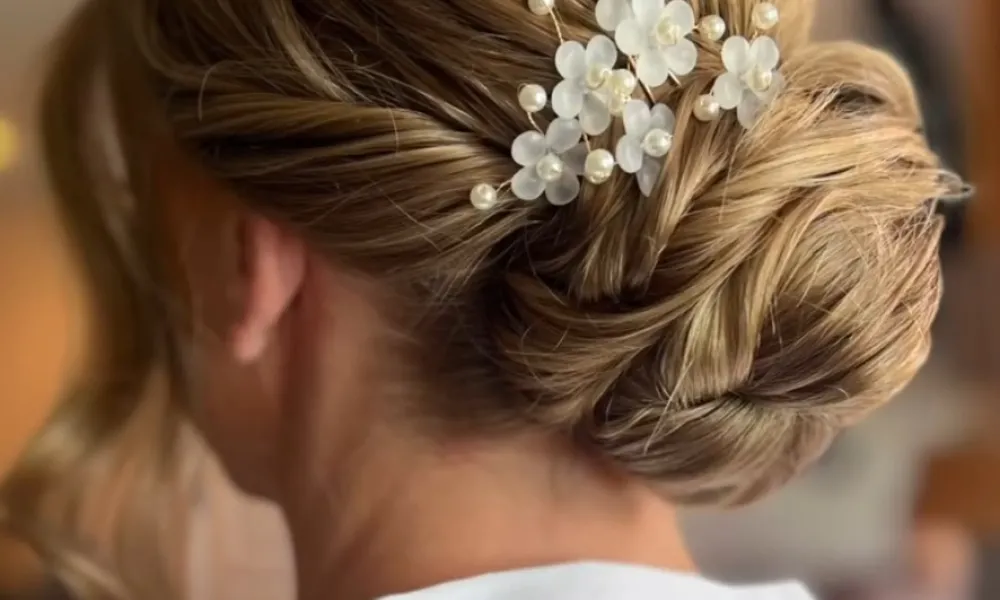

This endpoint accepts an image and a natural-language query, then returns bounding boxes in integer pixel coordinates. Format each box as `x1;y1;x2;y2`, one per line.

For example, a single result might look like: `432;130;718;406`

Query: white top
381;562;815;600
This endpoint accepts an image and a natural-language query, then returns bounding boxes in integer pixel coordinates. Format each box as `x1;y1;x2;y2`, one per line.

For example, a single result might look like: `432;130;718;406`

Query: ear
230;215;306;363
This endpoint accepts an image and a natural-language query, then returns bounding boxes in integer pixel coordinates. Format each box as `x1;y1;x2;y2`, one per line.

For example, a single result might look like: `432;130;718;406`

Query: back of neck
280;433;695;600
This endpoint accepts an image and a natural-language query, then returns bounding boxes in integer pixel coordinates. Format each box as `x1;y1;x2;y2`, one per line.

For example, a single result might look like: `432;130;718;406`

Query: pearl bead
518;84;548;113
654;17;683;46
608;94;628;117
536;154;564;183
609;69;638;97
745;65;774;93
469;184;499;210
693;95;722;122
642;128;673;158
752;2;780;30
584;149;615;184
585;65;611;90
699;15;727;42
527;0;555;16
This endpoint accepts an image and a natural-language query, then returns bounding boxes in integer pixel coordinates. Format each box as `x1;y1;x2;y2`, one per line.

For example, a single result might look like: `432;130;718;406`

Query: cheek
191;339;283;499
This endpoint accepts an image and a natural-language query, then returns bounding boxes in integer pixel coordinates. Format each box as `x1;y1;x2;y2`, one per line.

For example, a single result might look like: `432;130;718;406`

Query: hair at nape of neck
469;0;784;212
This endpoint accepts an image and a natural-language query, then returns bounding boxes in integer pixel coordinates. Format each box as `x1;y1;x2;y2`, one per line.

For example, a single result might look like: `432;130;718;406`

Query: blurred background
2;0;999;599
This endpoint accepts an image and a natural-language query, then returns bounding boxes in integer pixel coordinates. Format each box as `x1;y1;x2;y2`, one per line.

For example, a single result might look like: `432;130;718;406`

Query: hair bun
489;20;945;506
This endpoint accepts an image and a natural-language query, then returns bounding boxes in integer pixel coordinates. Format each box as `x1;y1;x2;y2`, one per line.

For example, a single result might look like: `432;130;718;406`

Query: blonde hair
2;0;946;597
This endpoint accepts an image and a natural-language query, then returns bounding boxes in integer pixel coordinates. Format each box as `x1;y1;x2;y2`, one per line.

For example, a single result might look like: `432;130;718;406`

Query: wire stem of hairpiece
628;57;657;104
548;10;566;44
528;113;544;133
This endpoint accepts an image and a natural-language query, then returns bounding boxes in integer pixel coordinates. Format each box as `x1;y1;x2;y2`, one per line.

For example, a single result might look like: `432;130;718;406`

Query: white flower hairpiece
551;35;622;135
469;0;785;212
510;118;589;205
614;0;698;88
695;2;784;128
713;36;783;128
616;100;676;196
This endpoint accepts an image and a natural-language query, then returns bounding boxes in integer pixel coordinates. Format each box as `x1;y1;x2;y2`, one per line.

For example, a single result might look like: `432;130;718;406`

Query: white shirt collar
380;562;815;600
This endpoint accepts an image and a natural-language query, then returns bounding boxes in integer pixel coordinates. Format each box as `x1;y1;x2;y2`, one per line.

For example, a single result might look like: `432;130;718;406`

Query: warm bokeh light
0;118;17;172
0;205;89;477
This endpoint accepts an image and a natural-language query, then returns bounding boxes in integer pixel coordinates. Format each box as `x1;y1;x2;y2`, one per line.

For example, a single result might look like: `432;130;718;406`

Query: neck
279;432;695;600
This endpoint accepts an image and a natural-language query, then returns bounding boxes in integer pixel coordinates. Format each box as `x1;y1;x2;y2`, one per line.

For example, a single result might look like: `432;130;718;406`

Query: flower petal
750;36;781;71
615;18;647;56
552;79;585;118
662;0;695;34
546;117;583;153
512;165;546;201
633;0;666;28
622;99;652;136
722;36;752;75
637;156;662;197
580;94;613;136
636;50;670;87
664;38;698;77
615;135;645;174
561;143;589;175
511;131;547;166
596;0;631;32
587;35;619;70
649;103;676;133
555;41;587;80
737;94;763;129
712;72;744;110
545;170;581;206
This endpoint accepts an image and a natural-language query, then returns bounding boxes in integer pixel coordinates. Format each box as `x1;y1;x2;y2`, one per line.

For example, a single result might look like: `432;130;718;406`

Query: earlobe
230;215;306;363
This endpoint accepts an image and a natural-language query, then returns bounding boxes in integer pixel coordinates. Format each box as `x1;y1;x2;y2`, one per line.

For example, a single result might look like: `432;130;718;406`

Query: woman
0;0;951;598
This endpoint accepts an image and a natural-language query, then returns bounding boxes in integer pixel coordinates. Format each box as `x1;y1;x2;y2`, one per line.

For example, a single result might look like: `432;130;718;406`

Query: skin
156;144;697;600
